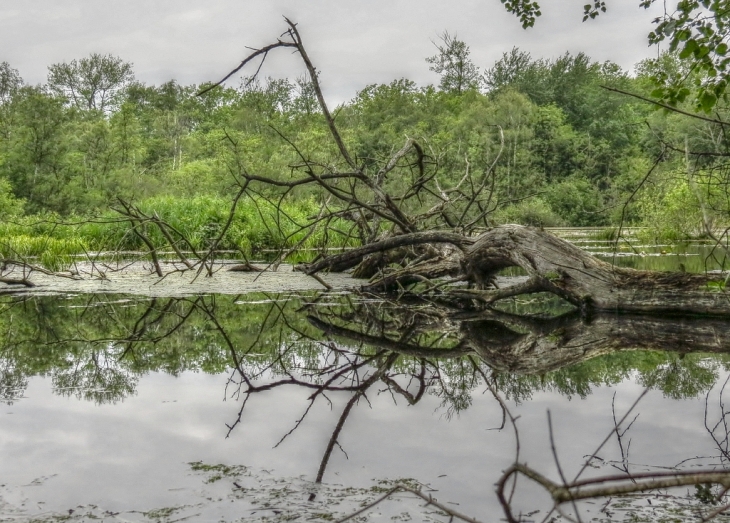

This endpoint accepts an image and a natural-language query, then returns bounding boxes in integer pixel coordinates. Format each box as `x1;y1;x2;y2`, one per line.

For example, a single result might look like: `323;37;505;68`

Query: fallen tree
199;19;730;316
300;224;730;315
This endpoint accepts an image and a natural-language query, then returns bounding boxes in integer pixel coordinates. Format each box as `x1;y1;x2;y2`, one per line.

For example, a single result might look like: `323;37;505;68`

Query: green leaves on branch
500;0;542;28
47;53;135;112
642;0;730;112
426;32;482;93
582;0;607;22
498;0;730;113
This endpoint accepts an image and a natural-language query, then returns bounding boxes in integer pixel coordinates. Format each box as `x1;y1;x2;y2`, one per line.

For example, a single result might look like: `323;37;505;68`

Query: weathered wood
304;224;729;315
462;311;730;374
299;230;474;274
461;224;728;315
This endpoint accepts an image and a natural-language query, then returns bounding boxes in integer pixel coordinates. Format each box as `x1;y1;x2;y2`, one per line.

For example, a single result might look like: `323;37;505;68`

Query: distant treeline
0;44;726;246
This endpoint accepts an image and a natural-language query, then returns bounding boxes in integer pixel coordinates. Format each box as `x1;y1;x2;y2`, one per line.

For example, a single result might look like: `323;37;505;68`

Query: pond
2;233;730;522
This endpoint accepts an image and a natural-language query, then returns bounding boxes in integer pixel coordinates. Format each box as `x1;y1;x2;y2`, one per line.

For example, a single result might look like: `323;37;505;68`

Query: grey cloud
1;0;664;102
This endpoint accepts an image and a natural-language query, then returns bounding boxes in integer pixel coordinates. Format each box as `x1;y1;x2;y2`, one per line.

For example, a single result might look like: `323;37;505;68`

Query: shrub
0;178;24;218
637;171;708;240
544;177;606;226
493;197;564;227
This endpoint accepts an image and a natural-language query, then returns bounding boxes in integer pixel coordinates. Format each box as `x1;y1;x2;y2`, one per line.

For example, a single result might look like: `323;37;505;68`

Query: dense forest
0;38;728;262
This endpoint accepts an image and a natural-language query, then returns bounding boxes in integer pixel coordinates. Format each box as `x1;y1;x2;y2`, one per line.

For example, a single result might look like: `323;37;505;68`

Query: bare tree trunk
460;224;728;315
302;224;729;315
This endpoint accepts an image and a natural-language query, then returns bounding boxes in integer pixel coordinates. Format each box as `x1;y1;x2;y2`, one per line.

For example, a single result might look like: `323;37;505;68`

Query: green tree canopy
0;62;22;104
426;31;481;94
498;0;730;113
47;53;134;112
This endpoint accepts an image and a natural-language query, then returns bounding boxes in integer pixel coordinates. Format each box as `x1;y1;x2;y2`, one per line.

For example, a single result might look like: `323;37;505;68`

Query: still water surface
3;236;730;522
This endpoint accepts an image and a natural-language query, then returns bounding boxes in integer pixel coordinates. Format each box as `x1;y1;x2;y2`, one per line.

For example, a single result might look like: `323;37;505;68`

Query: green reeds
0;234;88;272
1;194;359;269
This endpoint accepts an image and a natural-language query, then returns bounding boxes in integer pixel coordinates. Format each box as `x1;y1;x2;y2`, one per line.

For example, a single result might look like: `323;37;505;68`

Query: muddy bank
0;261;357;297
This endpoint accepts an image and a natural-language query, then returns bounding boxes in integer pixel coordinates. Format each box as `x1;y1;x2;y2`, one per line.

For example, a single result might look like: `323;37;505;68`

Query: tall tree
426;32;481;94
0;62;22;104
47;53;134;112
1;87;75;213
483;47;532;92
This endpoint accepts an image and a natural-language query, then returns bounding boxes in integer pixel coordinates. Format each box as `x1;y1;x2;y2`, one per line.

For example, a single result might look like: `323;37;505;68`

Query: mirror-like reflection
3;292;730;521
3;293;729;406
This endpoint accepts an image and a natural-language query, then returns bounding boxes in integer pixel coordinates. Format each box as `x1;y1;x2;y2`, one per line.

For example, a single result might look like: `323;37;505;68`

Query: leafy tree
644;0;730;112
0;42;681;233
497;0;730;112
531;104;586;181
483;47;532;92
426;32;481;94
544;176;606;226
47;53;134;112
0;87;76;213
0;62;22;104
292;73;319;116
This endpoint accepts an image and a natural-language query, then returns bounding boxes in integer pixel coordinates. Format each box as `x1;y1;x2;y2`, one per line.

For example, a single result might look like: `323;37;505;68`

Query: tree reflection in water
3;291;730;520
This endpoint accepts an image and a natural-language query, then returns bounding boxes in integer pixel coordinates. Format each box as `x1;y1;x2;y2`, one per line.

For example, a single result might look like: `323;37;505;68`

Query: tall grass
0;234;88;272
0;195;358;269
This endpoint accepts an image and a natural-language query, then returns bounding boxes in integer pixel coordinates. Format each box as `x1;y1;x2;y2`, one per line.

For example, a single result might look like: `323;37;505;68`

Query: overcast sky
1;0;665;103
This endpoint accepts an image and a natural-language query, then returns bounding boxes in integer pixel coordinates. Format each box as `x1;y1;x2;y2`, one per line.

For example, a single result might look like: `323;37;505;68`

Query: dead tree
199;20;730;316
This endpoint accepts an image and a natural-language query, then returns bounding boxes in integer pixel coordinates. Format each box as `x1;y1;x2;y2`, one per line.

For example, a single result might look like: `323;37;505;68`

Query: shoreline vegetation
1;195;356;271
2;42;730;273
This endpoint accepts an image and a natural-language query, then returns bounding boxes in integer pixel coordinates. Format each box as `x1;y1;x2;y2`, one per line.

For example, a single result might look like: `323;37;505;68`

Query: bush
0;178;24;218
544;177;606;226
637;171;708;240
493;198;564;227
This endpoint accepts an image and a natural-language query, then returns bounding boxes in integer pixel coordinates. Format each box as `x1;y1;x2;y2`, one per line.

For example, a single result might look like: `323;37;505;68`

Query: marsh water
3;232;730;522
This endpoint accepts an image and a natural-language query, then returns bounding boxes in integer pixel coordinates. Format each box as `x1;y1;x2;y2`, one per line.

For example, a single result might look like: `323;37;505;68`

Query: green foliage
643;0;730;112
695;483;719;505
0;44;724;244
426;32;481;94
494;197;564;227
0;195;355;264
636;170;713;239
0;234;87;271
544;176;606;226
495;0;730;113
47;53;135;112
0;178;23;217
0;61;22;103
500;0;542;28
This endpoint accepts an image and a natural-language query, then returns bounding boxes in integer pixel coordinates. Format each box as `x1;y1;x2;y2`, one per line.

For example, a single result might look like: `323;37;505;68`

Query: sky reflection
1;368;723;521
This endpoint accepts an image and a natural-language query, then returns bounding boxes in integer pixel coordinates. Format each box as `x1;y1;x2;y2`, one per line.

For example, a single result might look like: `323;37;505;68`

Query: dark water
3;239;730;522
560;230;730;273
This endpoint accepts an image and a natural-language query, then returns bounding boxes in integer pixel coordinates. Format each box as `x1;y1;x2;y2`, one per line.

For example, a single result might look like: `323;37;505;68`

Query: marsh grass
0;234;88;272
1;195;358;270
